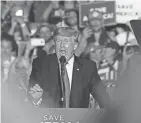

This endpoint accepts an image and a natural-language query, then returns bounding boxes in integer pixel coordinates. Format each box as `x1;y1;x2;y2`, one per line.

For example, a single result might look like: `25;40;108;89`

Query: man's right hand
82;27;93;40
29;84;43;100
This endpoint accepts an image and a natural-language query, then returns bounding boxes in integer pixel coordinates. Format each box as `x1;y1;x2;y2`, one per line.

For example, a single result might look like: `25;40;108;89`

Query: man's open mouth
60;50;66;54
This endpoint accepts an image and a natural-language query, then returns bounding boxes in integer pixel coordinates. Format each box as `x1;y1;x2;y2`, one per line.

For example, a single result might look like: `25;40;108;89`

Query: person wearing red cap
76;10;113;57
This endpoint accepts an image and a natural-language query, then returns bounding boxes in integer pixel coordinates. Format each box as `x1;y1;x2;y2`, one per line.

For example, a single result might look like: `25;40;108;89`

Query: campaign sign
116;0;141;23
3;106;105;123
79;1;116;27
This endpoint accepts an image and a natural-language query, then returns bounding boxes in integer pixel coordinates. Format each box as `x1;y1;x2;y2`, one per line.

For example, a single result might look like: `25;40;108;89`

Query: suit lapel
49;54;62;105
70;56;83;106
49;54;60;86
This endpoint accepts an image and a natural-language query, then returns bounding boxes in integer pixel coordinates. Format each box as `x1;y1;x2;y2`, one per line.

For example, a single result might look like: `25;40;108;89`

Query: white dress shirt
66;56;74;90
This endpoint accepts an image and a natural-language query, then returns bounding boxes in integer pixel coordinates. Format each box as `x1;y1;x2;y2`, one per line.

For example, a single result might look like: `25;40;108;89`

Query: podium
2;106;105;123
2;82;105;123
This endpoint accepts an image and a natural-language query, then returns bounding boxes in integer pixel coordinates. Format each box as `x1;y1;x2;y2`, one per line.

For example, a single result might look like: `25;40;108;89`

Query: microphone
59;56;66;73
59;56;66;66
59;56;66;75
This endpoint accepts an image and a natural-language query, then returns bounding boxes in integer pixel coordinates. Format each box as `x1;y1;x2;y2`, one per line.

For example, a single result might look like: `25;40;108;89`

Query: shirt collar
67;55;74;66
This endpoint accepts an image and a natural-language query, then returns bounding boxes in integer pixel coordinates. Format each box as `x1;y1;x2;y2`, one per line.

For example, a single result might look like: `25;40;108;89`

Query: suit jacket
29;53;111;108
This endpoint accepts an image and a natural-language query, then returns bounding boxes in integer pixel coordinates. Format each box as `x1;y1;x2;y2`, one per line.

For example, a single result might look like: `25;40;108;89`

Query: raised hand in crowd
42;1;60;22
8;18;17;35
23;40;37;60
82;27;93;39
75;27;93;56
15;17;31;41
1;1;14;20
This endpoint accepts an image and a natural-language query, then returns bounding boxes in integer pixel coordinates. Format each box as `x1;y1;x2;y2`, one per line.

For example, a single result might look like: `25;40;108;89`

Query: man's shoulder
32;53;57;68
33;53;56;62
76;56;97;68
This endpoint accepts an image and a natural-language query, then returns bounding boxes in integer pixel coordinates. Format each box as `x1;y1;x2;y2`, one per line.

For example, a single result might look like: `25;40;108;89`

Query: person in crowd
88;45;104;108
86;10;111;45
64;9;80;31
28;23;56;59
1;1;32;28
29;1;51;22
106;26;117;42
28;27;111;108
1;33;18;83
1;1;13;28
63;9;85;48
42;1;64;24
42;1;78;25
9;1;32;22
116;24;138;46
2;41;36;105
35;23;56;43
116;24;130;35
88;41;121;108
7;14;31;43
101;32;141;123
99;42;121;80
98;42;122;100
89;44;104;68
75;10;112;57
1;32;33;122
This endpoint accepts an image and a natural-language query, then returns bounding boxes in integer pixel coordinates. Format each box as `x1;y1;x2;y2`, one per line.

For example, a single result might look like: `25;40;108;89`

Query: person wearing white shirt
28;27;111;108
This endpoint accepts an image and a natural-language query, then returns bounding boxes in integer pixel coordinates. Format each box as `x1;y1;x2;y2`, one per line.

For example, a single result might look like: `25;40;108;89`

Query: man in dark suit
28;27;111;108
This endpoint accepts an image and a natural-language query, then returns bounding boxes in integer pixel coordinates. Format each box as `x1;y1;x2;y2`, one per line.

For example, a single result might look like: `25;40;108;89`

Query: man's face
90;49;103;62
104;47;116;61
89;19;103;32
55;35;77;62
66;11;77;26
40;27;52;41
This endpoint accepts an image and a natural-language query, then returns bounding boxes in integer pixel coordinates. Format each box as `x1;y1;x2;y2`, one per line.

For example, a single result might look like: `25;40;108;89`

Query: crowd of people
1;1;141;122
